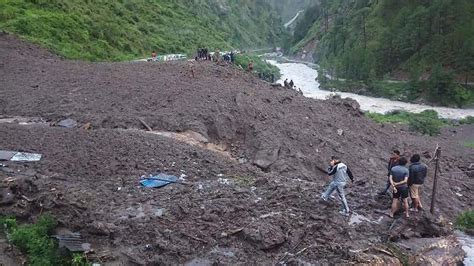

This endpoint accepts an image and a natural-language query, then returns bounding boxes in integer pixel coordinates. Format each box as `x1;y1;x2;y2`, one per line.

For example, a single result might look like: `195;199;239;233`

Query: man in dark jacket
408;154;428;211
379;149;400;195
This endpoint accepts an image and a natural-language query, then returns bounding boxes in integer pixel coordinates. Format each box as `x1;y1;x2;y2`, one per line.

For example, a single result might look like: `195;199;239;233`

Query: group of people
283;78;303;94
321;149;427;218
381;150;427;218
196;48;210;60
195;48;236;64
283;79;294;89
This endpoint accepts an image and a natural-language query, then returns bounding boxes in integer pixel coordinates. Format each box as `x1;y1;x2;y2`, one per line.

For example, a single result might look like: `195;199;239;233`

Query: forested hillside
291;0;474;107
0;0;284;61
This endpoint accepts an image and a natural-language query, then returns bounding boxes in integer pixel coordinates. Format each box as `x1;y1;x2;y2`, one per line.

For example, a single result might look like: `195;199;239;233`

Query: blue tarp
140;173;178;188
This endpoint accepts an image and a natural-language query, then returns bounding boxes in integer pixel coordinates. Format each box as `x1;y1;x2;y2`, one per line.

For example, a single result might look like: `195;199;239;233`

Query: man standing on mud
321;156;354;216
408;154;427;211
389;157;410;218
379;149;401;195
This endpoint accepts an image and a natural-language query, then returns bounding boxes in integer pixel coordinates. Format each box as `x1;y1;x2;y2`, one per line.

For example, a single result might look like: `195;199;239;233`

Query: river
267;60;474;119
457;231;474;265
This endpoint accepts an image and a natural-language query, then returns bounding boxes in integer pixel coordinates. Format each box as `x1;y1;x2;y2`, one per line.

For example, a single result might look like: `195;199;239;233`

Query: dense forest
0;0;285;61
291;0;474;107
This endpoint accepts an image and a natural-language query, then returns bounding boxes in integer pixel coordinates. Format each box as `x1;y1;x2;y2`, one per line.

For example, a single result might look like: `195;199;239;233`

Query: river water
457;231;474;265
267;60;474;119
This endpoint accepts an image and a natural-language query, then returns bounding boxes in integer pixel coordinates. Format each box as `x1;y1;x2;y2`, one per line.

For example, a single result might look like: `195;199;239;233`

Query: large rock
253;146;280;171
242;222;286;250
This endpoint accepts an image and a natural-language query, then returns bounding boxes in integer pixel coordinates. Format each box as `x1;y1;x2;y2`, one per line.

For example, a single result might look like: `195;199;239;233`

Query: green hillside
291;0;474;107
0;0;284;61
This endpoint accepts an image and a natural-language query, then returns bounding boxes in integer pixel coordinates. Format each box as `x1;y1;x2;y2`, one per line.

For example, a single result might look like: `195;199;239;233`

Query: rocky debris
242;222;286;250
253;145;280;171
403;236;466;265
0;34;472;264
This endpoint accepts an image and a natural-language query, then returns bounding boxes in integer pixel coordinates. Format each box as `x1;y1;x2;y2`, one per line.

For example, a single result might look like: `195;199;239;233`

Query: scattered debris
140;173;178;188
0;151;16;161
53;233;91;252
260;212;282;219
0;150;42;162
57;118;78;128
81;122;92;130
217;178;231;185
11;152;42;162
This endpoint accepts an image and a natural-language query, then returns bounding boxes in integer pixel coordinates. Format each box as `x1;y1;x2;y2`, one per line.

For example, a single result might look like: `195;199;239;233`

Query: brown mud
0;33;473;264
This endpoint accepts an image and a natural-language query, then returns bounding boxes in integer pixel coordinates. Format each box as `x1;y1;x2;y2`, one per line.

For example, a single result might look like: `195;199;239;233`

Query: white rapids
267;60;474;119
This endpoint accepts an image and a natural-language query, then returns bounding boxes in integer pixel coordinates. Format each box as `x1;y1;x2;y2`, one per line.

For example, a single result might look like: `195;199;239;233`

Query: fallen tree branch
138;118;153;131
374;247;395;257
181;232;208;244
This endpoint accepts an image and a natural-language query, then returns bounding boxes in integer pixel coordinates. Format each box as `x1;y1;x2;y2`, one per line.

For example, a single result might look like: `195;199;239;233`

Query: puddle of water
267;60;474;119
456;230;474;265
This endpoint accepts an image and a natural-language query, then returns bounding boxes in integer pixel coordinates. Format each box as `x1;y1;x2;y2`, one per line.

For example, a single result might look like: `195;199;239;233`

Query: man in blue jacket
321;156;354;216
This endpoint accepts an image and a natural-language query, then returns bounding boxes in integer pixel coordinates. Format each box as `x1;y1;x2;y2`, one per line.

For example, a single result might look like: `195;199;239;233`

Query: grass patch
231;175;256;187
455;210;474;232
464;141;474;149
366;110;447;136
235;54;281;82
460;116;474;125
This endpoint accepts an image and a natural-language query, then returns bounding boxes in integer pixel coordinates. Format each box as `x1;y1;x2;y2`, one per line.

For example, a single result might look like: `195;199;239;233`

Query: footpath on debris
0;33;473;264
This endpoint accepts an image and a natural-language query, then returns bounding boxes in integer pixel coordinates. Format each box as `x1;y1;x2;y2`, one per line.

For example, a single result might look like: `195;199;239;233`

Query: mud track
0;33;473;264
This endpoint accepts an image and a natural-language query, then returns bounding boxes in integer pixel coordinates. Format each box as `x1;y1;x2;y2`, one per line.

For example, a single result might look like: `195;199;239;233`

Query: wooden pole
430;147;441;214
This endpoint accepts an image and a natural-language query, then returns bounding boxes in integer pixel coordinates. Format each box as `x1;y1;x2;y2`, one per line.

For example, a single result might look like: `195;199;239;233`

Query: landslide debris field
1;34;473;264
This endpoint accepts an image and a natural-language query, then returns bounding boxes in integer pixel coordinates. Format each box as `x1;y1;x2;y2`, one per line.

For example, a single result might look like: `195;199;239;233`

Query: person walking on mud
408;154;427;212
389;157;410;218
379;150;400;195
321;156;354;216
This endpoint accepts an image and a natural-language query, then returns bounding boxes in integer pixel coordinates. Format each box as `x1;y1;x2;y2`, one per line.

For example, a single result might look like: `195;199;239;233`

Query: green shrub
1;214;59;265
235;54;281;82
456;210;474;232
366;110;446;136
407;110;444;136
460;116;474;125
465;141;474;149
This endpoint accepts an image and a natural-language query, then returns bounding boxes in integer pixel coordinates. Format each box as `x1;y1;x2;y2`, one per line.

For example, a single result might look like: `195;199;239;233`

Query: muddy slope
1;34;473;264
